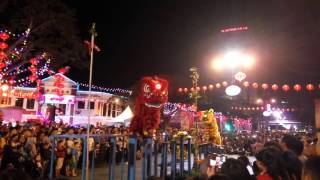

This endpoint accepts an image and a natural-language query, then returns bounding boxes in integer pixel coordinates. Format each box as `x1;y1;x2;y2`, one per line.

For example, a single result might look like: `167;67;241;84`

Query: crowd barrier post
128;137;137;180
171;140;177;179
90;139;96;180
154;140;158;176
109;136;116;180
146;137;152;177
160;134;168;178
82;136;87;180
49;137;56;179
179;136;184;177
121;137;126;180
187;138;192;175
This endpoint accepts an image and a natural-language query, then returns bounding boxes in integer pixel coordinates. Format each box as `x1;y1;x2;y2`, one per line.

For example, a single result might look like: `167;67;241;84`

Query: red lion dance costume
129;76;168;135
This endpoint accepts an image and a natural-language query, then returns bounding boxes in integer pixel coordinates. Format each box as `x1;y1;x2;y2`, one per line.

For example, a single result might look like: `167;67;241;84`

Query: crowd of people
0;120;319;180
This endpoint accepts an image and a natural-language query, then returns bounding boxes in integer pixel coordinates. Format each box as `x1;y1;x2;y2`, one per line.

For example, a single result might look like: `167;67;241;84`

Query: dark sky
68;0;320;91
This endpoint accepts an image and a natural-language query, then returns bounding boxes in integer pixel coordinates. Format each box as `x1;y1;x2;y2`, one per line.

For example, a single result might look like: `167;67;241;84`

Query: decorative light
306;84;315;91
271;84;279;91
282;84;290;92
1;84;9;91
271;98;276;103
261;83;269;90
293;84;302;92
225;85;241;96
243;81;250;87
256;98;263;104
252;82;259;89
234;72;246;82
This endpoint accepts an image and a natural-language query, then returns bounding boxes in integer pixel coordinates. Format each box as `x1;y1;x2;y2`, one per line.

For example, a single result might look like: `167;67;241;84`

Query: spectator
302;156;320;180
220;158;252;180
55;139;65;177
255;147;290;180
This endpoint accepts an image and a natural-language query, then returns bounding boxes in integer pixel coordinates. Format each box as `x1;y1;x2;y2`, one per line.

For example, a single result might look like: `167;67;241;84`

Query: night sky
68;0;320;92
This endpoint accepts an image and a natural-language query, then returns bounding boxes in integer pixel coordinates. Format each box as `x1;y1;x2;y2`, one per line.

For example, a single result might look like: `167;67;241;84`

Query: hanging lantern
252;82;259;89
183;88;188;93
29;66;37;73
261;83;269;90
293;84;302;92
222;81;228;87
282;84;290;92
0;51;7;60
0;42;8;49
234;72;247;82
178;88;183;92
243;81;250;87
30;58;38;65
8;79;15;84
216;83;221;88
271;84;279;91
0;32;9;41
196;86;200;91
29;75;38;82
208;84;214;90
306;84;315;91
190;87;195;92
202;86;207;91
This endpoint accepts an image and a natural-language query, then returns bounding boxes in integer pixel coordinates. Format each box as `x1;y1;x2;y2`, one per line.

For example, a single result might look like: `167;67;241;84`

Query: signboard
44;94;75;104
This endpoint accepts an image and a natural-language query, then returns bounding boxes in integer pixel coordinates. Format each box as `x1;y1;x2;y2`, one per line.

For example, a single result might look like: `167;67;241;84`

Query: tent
104;106;133;127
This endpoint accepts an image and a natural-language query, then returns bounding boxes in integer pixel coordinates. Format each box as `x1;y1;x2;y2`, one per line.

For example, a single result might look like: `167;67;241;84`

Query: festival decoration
208;84;214;90
225;85;241;96
199;109;222;144
261;83;269;90
222;81;228;87
252;82;259;89
78;82;132;95
129;76;168;136
293;84;302;92
243;81;250;87
231;106;295;112
216;83;221;88
234;72;247;82
306;84;315;91
272;84;279;91
282;84;290;92
220;26;248;33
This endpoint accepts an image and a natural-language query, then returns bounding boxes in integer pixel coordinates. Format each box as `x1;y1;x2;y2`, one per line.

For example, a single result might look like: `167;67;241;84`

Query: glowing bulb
155;83;162;90
225;85;241;96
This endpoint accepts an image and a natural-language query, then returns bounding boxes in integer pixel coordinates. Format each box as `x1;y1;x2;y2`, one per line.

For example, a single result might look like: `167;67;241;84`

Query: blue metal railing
48;134;224;180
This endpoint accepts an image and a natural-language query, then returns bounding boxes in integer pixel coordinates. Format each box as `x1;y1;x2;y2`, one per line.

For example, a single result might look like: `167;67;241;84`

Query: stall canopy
104;106;133;126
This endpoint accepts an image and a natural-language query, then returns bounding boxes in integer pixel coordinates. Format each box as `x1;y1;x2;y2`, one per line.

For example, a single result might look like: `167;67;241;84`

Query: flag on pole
84;40;101;52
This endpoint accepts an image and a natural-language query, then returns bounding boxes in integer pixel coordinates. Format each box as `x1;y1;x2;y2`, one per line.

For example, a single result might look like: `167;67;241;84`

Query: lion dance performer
129;76;168;136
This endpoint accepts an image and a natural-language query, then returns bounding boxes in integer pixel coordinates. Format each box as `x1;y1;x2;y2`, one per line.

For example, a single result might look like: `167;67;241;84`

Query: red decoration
28;75;38;82
216;83;221;88
243;81;250;87
190;87;195;92
30;58;38;65
202;86;207;91
0;62;6;69
196;87;200;91
261;83;269;90
29;66;37;73
0;51;7;60
183;88;188;93
129;76;168;135
58;66;70;74
222;81;228;87
282;84;290;92
252;82;259;88
178;88;183;92
0;42;8;49
306;84;315;91
293;84;302;92
8;79;15;84
271;84;279;91
209;84;214;90
0;32;9;41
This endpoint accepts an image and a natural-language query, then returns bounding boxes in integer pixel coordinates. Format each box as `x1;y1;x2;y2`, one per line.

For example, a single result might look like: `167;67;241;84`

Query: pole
86;22;96;180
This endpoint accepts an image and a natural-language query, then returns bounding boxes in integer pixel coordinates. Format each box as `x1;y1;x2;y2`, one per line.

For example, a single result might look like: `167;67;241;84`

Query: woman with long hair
255;147;290;180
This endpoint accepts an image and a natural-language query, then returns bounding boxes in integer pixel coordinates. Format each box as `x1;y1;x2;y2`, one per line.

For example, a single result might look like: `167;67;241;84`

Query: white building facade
0;74;127;126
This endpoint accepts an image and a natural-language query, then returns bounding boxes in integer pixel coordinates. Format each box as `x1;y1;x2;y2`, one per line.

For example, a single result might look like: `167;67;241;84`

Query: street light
211;50;255;70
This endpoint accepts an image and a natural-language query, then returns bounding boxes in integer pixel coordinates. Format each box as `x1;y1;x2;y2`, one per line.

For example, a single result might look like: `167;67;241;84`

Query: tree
0;0;86;69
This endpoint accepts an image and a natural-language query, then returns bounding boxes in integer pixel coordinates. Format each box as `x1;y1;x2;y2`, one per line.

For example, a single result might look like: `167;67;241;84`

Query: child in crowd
55;139;65;177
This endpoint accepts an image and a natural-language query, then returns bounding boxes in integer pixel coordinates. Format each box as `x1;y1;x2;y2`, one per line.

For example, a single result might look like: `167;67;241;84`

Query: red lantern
0;51;7;60
0;42;8;49
306;84;315;91
0;62;6;69
178;88;183;92
8;79;15;84
261;83;269;90
216;83;221;88
243;81;250;87
190;87;195;92
196;87;200;91
208;84;214;90
293;84;302;92
252;82;259;89
271;84;279;91
183;88;188;93
0;32;9;41
282;84;290;92
202;86;207;91
29;75;38;82
30;58;38;65
222;81;228;87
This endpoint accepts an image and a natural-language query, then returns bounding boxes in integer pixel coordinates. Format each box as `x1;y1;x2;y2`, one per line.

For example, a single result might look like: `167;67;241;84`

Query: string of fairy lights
78;82;132;95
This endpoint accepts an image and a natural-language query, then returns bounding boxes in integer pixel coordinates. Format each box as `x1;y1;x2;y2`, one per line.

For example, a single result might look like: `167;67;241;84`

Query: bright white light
155;83;162;90
225;85;241;96
271;98;276;103
273;111;282;119
1;84;9;91
114;98;120;103
224;51;241;69
263;111;271;117
241;55;254;68
212;58;224;70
